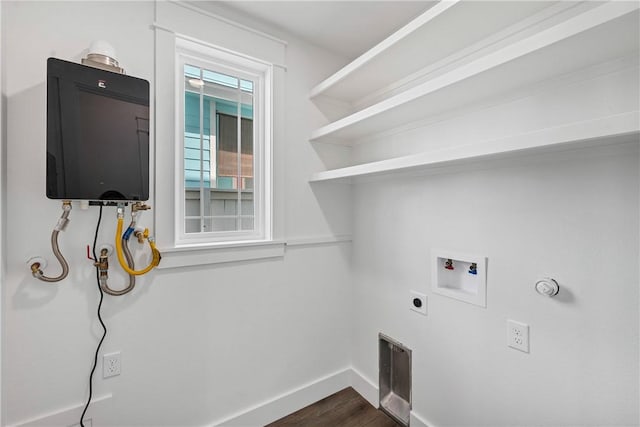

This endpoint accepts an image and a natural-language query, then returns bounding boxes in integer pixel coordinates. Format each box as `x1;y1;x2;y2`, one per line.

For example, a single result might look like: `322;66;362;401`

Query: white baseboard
349;368;439;427
211;368;351;426
10;369;438;427
411;411;440;427
220;367;440;427
350;367;379;408
10;394;112;427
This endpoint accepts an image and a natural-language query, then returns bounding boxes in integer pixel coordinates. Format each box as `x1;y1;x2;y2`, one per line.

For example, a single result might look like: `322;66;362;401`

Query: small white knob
535;278;559;297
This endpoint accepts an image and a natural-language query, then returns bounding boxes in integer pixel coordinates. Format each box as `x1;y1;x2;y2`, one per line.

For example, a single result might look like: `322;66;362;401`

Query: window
154;6;286;266
176;45;272;246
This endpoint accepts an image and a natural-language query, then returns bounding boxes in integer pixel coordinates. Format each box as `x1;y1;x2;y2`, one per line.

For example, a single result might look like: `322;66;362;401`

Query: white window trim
153;27;285;268
153;1;289;267
156;239;285;269
174;38;274;248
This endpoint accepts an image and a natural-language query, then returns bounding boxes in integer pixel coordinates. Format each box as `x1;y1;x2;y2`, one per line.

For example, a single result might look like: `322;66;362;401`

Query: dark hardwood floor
266;387;401;427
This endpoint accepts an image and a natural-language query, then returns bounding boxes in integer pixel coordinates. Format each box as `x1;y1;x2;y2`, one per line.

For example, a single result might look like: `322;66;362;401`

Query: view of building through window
183;64;255;234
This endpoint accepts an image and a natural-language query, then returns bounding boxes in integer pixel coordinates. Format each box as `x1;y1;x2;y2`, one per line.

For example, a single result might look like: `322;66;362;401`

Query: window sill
156;240;285;269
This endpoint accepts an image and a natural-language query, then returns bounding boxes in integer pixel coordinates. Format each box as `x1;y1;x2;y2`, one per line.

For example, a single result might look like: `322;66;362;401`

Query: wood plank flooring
266;387;401;427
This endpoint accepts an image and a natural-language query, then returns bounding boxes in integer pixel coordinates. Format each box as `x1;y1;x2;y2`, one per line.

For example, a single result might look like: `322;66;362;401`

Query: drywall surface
351;142;639;426
2;1;351;426
0;2;4;424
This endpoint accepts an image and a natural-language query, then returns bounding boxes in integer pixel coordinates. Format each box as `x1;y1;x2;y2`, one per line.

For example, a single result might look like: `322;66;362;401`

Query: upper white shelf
309;112;640;183
309;2;640;145
309;0;560;104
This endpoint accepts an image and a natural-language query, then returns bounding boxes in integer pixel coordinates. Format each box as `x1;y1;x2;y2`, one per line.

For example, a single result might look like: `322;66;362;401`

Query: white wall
351;141;639;426
2;1;351;426
0;1;4;424
345;26;639;426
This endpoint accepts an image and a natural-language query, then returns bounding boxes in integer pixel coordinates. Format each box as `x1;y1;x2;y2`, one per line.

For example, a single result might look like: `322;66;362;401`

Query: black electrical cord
80;204;107;427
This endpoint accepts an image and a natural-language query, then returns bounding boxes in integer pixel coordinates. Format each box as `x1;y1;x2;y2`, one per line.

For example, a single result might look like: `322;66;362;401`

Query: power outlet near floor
103;352;121;378
507;320;529;353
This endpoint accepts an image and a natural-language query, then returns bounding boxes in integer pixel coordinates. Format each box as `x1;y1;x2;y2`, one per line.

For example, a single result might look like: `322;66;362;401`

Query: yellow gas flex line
115;204;161;275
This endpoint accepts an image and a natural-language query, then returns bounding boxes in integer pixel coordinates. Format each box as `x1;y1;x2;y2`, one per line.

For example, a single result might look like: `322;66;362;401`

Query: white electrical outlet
410;290;427;315
103;352;121;378
507;320;529;353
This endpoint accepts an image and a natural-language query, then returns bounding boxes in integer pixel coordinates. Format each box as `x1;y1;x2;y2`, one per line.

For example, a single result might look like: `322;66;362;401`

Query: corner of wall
1;0;5;423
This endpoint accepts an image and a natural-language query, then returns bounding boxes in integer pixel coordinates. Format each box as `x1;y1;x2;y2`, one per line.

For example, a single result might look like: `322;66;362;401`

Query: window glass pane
184;64;201;79
240;79;253;92
203;69;239;89
185;217;201;234
240;112;254;231
183;63;255;236
184;80;201;232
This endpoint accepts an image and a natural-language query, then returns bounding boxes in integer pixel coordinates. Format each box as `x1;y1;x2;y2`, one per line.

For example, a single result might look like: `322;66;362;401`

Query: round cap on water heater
88;40;117;60
83;40;123;72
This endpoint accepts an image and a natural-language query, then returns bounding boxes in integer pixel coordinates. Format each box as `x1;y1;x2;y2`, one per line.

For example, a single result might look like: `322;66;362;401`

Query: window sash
175;47;271;246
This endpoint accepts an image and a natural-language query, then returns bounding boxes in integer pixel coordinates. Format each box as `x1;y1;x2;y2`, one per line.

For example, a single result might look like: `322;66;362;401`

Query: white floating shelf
309;2;639;145
309;112;640;183
310;1;567;104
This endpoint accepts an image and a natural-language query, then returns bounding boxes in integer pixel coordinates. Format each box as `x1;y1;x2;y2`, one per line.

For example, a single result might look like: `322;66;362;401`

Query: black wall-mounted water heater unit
47;57;150;201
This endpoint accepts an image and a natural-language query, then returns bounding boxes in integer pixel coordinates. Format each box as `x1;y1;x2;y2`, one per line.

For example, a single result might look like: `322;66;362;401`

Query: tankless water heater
46;57;150;201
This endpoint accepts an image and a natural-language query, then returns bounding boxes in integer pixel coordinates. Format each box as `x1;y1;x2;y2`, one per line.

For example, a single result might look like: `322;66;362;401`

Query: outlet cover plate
410;290;427;315
507;320;529;353
103;352;121;378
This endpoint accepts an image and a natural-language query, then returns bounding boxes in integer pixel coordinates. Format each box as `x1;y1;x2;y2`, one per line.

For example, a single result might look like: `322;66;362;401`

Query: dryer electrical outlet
409;290;427;315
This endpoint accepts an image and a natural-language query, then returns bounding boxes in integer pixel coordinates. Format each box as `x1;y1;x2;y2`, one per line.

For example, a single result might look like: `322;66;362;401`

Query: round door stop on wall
535;278;560;297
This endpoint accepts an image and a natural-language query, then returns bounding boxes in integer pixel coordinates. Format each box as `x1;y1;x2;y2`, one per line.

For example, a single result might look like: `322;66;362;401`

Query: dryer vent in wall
379;333;411;426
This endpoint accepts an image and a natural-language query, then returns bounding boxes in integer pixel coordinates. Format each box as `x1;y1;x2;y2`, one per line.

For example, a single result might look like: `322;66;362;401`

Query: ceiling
211;1;436;59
